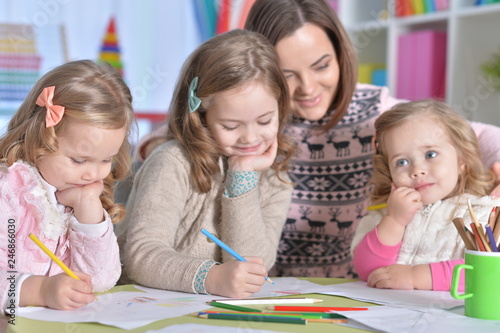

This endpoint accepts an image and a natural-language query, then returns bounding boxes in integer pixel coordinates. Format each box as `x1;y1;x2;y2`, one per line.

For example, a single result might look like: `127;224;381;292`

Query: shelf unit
338;0;500;126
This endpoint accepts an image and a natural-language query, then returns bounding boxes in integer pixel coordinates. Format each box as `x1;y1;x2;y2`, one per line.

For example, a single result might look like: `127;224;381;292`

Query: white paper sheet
18;290;215;330
322;281;463;310
17;277;332;330
337;305;500;333
249;277;337;297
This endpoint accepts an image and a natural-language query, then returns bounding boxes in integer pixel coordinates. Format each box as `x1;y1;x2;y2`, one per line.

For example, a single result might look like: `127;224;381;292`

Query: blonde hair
166;29;296;193
245;0;357;131
0;60;134;223
370;100;494;204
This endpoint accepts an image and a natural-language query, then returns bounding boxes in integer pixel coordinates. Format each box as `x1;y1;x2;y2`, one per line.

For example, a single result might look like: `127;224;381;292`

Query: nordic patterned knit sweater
115;140;293;294
350;194;500;290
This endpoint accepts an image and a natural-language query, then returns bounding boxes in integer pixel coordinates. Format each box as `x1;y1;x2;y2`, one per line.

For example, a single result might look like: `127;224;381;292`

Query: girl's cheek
262;127;278;141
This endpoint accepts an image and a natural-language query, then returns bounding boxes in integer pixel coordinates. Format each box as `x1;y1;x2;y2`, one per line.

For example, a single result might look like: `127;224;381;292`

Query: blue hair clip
188;76;202;113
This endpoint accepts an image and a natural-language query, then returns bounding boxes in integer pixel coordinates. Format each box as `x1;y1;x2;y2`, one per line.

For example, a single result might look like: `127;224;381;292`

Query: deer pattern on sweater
270;85;392;279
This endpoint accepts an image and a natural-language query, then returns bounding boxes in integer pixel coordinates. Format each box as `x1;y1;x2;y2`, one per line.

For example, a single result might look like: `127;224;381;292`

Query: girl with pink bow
0;60;134;312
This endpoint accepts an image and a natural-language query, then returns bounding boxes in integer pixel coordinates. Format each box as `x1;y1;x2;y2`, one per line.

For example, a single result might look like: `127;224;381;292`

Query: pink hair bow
36;86;65;128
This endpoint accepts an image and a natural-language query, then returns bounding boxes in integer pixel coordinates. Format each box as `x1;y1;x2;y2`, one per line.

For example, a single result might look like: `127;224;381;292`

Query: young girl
351;100;500;291
115;29;296;298
0;60;134;313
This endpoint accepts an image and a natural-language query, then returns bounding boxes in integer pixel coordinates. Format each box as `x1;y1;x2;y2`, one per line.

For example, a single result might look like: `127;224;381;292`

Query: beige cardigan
115;140;292;293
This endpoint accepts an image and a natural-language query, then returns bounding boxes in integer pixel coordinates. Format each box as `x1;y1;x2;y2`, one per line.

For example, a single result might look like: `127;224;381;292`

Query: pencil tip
266;277;275;284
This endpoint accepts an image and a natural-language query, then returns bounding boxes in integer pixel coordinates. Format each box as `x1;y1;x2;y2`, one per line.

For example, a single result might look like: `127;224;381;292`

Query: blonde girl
0;60;134;312
351;100;500;291
116;29;296;298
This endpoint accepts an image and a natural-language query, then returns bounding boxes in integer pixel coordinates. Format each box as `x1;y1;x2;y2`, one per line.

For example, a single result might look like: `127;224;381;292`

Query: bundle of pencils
452;199;500;252
195;301;355;325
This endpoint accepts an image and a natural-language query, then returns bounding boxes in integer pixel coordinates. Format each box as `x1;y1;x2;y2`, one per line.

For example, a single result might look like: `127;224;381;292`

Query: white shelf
339;0;500;126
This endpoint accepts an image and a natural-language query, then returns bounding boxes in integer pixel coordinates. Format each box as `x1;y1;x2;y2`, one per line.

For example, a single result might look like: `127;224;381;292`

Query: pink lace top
1;161;121;313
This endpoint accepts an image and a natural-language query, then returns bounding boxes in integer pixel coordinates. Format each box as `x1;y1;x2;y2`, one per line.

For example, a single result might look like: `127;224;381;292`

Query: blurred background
1;0;500;144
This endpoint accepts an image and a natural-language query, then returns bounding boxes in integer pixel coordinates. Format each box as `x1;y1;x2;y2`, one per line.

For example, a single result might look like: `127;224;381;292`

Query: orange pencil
470;223;487;252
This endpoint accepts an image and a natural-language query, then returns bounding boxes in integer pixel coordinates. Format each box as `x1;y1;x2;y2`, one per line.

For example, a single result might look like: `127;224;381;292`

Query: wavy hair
0;60;135;223
245;0;357;130
370;100;494;204
166;29;296;193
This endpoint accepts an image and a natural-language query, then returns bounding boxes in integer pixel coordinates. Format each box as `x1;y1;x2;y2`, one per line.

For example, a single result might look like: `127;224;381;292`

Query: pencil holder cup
450;249;500;320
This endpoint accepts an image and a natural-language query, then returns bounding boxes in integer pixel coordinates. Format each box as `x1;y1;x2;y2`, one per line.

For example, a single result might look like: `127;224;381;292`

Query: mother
133;0;500;278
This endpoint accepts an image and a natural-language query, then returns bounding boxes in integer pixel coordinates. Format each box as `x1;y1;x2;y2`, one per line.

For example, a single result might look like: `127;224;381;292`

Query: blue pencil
200;228;275;284
485;225;499;252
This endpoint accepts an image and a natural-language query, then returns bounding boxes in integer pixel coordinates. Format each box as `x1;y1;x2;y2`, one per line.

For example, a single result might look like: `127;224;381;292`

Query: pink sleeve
353;227;401;281
65;219;121;292
469;121;500;169
429;259;464;291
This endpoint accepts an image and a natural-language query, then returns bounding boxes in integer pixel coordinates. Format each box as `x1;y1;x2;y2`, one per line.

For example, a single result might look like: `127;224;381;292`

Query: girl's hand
367;264;432;290
205;257;267;298
376;184;422;246
21;272;95;310
367;264;415;290
228;138;278;172
386;184;422;227
56;181;105;224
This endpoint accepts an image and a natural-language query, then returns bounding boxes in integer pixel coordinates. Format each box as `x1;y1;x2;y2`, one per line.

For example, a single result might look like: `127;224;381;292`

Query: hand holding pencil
25;233;95;310
201;228;271;298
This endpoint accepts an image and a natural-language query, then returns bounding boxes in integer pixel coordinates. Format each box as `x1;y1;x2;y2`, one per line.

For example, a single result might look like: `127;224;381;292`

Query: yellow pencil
366;203;387;211
28;233;80;280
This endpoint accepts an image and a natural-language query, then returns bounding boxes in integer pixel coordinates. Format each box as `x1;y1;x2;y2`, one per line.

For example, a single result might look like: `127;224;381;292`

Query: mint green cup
451;249;500;320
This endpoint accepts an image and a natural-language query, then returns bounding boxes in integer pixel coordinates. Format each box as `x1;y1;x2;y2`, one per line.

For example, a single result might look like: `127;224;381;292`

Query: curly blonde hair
0;60;135;223
166;29;296;193
370;100;494;204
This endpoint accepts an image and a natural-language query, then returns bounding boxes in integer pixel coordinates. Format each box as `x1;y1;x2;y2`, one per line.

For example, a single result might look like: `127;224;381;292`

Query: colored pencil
212;297;323;305
28;233;80;280
470;223;487;252
488;207;498;229
198;313;307;325
463;227;478;251
485;225;499;252
452;218;476;250
366;203;387;211
493;210;500;246
209;301;261;313
199;311;323;319
200;228;274;284
306;318;348;323
467;200;491;251
267;306;368;312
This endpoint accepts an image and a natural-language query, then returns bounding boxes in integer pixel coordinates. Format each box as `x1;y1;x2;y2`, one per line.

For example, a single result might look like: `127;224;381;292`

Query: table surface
7;278;375;333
